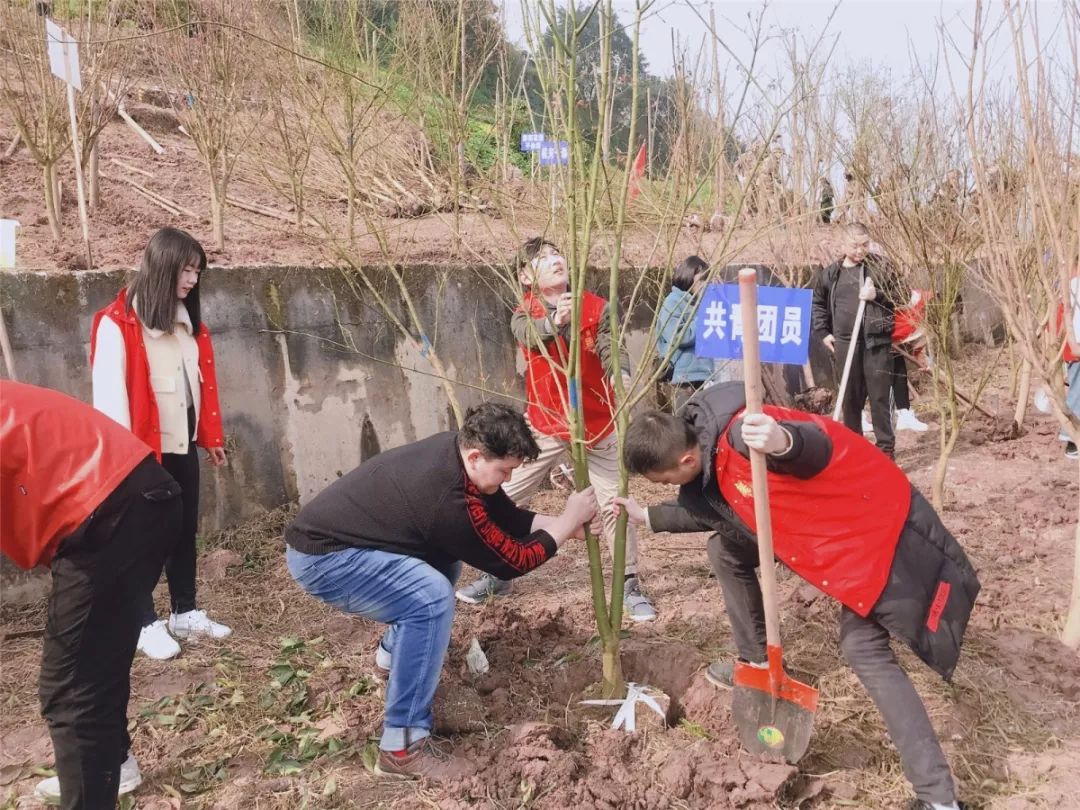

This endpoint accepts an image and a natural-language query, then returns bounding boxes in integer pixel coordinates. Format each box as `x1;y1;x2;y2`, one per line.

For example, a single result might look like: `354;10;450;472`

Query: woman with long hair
90;227;231;660
655;255;716;412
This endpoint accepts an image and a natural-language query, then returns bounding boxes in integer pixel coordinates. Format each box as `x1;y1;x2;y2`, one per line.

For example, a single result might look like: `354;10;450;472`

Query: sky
500;1;1072;89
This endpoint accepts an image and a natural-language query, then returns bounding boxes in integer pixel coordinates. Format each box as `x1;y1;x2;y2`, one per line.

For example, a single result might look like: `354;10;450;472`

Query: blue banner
539;140;570;166
693;283;812;365
520;131;545;152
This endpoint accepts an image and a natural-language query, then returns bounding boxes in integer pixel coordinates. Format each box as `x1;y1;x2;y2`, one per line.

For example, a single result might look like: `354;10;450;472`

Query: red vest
1057;302;1079;362
1;381;152;568
90;289;225;461
893;289;929;344
715;406;911;616
520;291;615;443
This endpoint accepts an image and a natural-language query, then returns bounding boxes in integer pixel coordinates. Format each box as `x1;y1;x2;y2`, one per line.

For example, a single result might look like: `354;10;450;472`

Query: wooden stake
108;157;153;178
65;84;92;268
100;171;197;218
2;133;21;160
88;138;99;209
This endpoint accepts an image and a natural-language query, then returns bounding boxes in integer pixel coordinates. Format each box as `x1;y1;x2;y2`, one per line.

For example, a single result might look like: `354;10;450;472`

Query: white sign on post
46;20;82;90
0;219;19;269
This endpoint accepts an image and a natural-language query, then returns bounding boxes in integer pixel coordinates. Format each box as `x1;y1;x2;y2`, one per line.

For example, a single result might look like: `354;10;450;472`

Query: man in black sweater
812;222;905;456
284;403;598;782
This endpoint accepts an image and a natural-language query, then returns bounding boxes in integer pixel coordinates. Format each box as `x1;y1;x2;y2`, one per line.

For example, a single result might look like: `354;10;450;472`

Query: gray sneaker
455;574;513;605
705;658;768;690
623;576;657;622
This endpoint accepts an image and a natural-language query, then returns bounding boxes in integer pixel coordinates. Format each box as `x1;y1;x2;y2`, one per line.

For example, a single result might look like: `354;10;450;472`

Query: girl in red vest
615;382;979;810
90;227;231;660
455;237;656;621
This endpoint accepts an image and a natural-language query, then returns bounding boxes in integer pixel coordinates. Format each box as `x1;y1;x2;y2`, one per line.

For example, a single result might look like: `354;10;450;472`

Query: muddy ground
2;357;1080;809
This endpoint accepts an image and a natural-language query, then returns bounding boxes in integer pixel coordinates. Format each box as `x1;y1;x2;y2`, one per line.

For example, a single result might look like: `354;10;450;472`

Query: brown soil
0;113;838;273
2;360;1080;810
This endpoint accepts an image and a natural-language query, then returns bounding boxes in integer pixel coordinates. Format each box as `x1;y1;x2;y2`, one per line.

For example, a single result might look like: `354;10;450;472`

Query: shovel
830;276;872;422
730;267;819;764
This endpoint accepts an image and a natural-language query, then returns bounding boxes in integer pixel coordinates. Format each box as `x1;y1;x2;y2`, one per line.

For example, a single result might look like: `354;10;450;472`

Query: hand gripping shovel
731;268;819;763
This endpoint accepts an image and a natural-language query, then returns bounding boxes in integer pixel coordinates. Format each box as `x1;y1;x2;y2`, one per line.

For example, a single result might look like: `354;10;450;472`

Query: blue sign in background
520;131;545;152
539;140;570;166
693;283;812;365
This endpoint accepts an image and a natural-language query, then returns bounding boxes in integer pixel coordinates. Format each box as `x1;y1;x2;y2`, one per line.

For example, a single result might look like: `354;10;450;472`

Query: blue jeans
285;546;461;751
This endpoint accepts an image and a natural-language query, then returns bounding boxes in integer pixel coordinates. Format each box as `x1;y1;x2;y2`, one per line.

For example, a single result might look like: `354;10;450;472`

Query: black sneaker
1066;442;1078;460
906;800;972;810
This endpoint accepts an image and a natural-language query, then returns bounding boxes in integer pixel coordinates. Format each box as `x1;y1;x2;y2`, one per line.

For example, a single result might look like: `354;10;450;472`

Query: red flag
628;142;647;200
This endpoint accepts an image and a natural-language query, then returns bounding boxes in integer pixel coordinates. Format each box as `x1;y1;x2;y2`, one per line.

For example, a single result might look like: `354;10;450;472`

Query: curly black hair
458;402;541;461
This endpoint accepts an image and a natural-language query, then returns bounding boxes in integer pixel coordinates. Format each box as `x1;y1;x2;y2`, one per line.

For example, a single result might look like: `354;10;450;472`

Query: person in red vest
90;227;230;661
1054;274;1080;459
1;381;181;809
888;288;931;433
456;237;657;621
613;382;979;810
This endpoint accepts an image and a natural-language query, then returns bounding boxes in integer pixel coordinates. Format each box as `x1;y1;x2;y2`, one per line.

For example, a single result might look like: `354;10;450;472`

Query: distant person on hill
454;237;657;621
655;255;716;412
812;222;906;457
90;227;231;661
1056;273;1080;459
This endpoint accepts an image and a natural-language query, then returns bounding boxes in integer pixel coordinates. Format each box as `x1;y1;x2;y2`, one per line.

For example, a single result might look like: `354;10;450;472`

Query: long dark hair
672;255;709;291
126;228;205;332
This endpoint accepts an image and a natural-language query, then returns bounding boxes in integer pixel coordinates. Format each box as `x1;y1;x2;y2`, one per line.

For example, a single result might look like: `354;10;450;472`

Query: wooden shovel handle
831;281;869;421
737;268;781;649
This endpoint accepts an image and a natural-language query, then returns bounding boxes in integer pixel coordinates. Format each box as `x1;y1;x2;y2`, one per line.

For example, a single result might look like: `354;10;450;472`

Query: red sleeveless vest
715;406;911;616
90;288;224;461
520;291;615;443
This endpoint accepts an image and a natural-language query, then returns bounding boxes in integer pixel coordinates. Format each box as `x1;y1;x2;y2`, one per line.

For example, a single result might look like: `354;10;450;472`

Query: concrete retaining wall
0;262;1003;602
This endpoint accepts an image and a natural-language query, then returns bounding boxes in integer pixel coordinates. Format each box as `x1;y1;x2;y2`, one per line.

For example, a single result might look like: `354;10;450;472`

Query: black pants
139;411;200;626
834;338;895;456
39;457;181;810
705;529;956;805
892;353;911;410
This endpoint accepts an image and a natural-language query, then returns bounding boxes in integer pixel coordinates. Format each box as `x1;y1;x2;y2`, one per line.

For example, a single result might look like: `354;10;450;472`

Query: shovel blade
731;653;818;764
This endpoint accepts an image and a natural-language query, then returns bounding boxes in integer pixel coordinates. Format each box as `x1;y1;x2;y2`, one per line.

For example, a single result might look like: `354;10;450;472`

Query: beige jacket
92;301;201;455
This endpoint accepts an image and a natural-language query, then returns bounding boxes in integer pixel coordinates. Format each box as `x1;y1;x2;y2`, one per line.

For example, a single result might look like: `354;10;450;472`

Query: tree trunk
1013;358;1032;431
43;164;62;240
601;640;624;698
88;140;99;210
209;179;225;251
932;410;960;510
1064;480;1080;648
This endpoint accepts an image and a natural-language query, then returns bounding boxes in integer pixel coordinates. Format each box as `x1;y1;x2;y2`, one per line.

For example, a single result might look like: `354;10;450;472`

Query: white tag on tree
0;219;19;268
46;19;81;90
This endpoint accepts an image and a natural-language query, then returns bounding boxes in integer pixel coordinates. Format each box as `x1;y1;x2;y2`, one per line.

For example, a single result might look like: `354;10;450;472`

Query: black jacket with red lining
285;431;556;579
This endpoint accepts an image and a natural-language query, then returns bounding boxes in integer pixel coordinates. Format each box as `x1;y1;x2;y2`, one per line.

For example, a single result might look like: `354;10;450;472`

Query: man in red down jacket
614;382;979;810
1;381;181;810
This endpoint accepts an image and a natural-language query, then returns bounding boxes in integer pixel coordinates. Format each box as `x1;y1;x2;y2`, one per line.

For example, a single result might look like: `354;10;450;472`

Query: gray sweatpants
706;529;956;805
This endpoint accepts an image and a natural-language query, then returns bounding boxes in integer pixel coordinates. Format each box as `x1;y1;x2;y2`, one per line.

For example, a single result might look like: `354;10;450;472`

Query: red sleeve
433;477;557;579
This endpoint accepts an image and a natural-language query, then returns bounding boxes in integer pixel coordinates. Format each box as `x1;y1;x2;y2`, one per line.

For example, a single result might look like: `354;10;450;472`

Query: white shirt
92;301;202;454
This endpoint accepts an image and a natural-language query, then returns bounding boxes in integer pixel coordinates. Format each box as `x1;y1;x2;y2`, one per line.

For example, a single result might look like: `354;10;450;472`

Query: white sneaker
34;753;142;803
375;643;392;672
861;412;873;434
169;609;232;640
896;408;929;432
137;619;180;660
